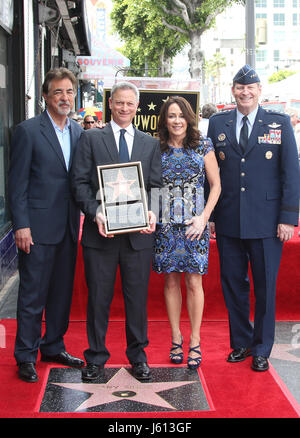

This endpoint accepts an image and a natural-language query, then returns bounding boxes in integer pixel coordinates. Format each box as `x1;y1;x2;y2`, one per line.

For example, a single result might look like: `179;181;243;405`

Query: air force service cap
233;64;260;84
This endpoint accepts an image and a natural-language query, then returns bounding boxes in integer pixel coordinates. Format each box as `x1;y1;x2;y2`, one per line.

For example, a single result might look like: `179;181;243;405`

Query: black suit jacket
71;122;162;250
8;111;82;244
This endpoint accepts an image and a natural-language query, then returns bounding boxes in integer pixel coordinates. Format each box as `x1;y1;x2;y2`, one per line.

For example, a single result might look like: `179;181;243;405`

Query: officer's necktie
239;116;248;154
119;128;129;162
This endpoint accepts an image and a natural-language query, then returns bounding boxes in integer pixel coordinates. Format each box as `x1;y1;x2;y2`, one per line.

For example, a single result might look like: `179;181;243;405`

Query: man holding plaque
71;82;162;381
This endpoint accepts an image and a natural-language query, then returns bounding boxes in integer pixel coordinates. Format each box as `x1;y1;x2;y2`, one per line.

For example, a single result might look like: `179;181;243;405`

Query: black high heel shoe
170;337;183;364
187;345;202;369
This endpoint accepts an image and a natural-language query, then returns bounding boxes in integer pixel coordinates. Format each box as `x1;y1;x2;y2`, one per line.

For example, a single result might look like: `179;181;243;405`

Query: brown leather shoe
227;348;251;363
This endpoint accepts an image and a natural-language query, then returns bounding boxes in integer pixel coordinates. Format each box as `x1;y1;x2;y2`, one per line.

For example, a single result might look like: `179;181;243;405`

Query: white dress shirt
111;119;135;159
235;106;259;144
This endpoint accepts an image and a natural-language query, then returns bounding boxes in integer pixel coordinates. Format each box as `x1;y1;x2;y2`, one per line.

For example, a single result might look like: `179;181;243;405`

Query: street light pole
245;0;256;68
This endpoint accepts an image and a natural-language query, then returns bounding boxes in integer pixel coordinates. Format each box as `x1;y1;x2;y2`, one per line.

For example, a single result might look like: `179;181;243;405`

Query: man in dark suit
9;68;84;382
207;65;299;372
71;81;162;381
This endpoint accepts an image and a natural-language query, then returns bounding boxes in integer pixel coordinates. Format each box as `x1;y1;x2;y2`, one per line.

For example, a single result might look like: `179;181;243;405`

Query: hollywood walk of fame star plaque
39;367;210;413
97;162;149;235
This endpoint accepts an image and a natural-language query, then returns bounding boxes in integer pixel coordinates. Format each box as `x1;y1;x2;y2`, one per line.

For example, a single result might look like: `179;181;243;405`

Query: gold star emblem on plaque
148;102;156;111
106;170;136;201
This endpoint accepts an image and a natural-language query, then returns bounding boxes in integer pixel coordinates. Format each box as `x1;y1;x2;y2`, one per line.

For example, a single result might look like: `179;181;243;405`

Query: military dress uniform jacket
207;106;300;239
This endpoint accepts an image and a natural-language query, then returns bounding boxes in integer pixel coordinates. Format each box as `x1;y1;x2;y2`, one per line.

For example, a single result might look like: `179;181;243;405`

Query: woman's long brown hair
158;95;202;152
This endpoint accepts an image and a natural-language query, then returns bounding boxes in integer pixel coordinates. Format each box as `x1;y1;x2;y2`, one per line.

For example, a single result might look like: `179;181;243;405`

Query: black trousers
82;235;152;366
14;229;77;364
216;235;283;358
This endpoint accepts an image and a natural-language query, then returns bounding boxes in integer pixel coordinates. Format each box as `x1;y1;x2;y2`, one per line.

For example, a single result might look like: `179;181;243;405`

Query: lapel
40;111;67;171
130;127;145;162
224;110;241;156
102;122;119;163
244;106;265;156
102;123;145;163
68;120;80;169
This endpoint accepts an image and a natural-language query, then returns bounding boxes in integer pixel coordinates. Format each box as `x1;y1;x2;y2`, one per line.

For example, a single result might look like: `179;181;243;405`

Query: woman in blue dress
153;96;221;369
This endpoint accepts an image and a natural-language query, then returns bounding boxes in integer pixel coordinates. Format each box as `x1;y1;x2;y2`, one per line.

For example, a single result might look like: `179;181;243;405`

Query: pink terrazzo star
53;367;198;411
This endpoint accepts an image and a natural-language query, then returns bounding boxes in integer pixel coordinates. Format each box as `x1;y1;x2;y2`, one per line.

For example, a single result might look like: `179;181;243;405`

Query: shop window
0;28;10;234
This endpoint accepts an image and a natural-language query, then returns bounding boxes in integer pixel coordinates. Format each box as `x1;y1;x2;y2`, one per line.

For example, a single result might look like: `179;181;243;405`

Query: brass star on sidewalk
53;367;198;412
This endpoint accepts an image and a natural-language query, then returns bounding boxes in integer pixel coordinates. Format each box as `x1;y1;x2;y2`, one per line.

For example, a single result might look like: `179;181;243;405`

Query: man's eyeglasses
85;121;95;124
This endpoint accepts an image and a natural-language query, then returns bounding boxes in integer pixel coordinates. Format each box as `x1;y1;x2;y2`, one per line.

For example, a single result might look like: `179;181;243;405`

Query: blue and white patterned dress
153;139;214;274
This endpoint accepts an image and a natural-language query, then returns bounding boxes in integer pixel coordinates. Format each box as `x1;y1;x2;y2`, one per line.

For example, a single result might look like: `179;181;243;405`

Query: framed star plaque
97;161;149;235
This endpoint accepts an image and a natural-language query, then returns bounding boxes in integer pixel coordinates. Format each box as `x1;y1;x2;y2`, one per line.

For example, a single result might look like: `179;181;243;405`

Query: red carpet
0;319;299;418
1;220;299;418
71;220;300;321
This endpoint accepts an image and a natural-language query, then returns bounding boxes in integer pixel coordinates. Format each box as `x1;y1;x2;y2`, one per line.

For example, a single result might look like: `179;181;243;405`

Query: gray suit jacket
71;122;162;250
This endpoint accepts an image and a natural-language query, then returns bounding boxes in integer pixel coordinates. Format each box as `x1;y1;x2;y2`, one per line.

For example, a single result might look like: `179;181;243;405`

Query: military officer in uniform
207;65;299;371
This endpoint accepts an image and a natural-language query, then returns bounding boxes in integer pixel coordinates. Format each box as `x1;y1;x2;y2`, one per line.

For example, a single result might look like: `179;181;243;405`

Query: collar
111;119;135;137
46;110;70;131
236;106;259;127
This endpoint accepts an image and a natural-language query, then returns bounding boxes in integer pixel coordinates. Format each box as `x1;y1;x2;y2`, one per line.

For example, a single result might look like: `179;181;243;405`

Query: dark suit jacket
8;111;82;244
71;122;162;250
207;106;300;239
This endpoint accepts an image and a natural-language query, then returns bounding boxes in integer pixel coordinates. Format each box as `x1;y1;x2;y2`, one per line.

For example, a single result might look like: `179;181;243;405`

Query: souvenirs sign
97;162;149;235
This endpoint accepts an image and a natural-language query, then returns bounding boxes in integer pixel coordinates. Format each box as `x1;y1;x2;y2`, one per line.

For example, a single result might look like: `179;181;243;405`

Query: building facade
255;0;300;80
200;0;300;104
